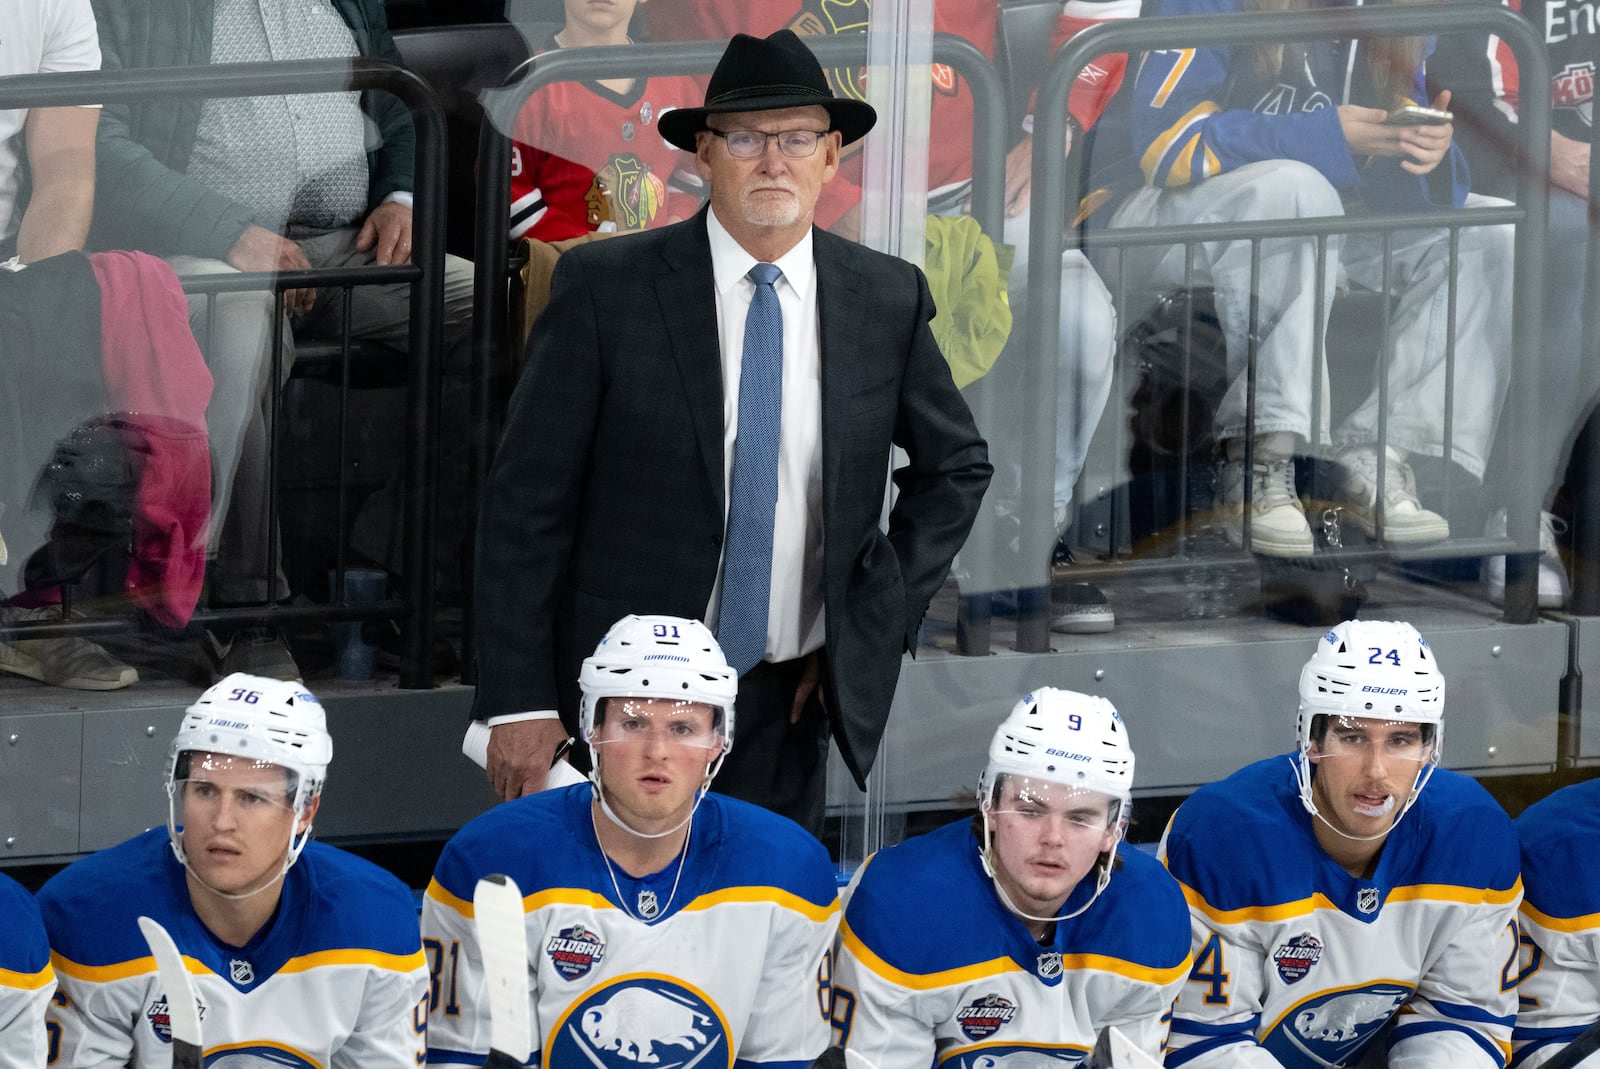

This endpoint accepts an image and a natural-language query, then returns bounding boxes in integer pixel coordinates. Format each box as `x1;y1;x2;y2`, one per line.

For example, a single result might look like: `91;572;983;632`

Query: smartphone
1384;104;1454;126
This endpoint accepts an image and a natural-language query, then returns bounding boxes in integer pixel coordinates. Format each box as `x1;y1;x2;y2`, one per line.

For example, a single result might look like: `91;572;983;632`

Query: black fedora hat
658;30;877;153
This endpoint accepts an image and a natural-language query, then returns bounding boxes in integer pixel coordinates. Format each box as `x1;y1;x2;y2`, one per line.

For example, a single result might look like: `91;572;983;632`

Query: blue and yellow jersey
1123;0;1468;211
1513;778;1600;1068
0;872;54;1069
37;828;429;1068
833;819;1191;1068
421;784;840;1069
1160;755;1521;1069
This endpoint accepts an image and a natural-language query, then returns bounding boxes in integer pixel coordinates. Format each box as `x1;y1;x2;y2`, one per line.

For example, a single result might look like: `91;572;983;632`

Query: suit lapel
816;229;867;531
656;210;726;509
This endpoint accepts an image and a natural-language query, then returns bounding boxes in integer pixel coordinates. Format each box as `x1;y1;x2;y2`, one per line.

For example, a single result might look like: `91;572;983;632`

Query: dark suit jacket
472;207;991;787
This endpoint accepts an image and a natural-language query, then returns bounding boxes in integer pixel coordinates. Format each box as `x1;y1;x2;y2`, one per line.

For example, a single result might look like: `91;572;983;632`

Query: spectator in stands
1432;11;1580;608
86;0;476;679
38;673;430;1066
1108;4;1514;558
1510;776;1600;1065
645;0;1132;634
469;30;990;833
507;0;700;242
1160;619;1520;1066
834;687;1190;1067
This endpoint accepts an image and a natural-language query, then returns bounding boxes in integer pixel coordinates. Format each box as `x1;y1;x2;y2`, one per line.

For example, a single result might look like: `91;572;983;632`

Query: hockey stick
474;874;532;1069
137;916;203;1069
1536;1017;1600;1069
1086;1025;1164;1069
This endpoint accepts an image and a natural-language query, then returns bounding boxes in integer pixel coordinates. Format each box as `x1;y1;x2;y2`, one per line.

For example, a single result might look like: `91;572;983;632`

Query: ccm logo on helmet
1044;749;1091;761
1361;686;1409;695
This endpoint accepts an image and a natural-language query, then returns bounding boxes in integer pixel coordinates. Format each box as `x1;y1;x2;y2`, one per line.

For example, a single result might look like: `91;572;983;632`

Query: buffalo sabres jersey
37;828;430;1068
833;819;1192;1068
421;784;840;1068
1512;778;1600;1068
0;873;54;1069
1159;755;1521;1069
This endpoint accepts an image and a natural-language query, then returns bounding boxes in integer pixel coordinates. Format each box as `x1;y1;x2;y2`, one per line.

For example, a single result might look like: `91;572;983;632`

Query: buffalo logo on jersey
953;1046;1087;1066
1261;983;1411;1067
956;994;1018;1040
146;992;208;1044
584;154;666;232
1272;933;1323;985
547;924;607;981
548;975;732;1068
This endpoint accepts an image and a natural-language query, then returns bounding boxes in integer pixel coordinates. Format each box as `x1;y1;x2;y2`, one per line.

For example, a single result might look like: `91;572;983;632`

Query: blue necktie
717;263;784;675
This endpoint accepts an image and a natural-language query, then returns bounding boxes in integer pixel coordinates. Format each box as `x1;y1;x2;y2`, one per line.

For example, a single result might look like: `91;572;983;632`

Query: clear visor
987;776;1121;833
1311;716;1434;764
591;698;725;750
176;752;299;813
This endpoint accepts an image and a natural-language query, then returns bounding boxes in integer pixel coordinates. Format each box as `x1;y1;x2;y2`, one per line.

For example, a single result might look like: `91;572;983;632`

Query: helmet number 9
1067;714;1082;732
228;688;263;704
1368;648;1402;666
651;624;682;638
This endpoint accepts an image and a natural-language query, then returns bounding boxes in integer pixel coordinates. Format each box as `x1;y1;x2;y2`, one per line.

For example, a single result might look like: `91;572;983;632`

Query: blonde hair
1247;0;1425;109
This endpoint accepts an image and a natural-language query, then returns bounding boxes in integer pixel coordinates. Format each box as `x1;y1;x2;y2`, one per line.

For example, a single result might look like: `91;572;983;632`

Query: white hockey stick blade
474;874;532;1068
137;916;202;1069
1087;1025;1163;1069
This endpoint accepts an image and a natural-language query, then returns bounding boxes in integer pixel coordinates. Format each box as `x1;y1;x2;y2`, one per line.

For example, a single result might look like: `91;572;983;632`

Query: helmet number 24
1368;648;1402;667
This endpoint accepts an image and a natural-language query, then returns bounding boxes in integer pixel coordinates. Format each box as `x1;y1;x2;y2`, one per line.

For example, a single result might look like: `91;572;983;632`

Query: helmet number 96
228;688;263;704
1368;648;1402;666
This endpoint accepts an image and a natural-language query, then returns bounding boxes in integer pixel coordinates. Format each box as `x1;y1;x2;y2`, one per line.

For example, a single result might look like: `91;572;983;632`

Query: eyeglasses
708;128;832;159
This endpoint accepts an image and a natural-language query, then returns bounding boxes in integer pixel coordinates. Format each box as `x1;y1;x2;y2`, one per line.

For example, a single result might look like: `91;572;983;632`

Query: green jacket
87;0;415;259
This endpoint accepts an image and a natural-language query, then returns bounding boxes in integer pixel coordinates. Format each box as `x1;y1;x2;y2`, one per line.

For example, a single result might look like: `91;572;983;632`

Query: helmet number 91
1368;648;1402;666
652;624;681;638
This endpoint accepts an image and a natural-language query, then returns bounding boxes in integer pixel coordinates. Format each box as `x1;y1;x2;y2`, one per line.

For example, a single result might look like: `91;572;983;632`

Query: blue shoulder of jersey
430;783;597;905
1398;768;1520;892
0;873;50;976
1517;778;1600;921
693;794;837;910
37;827;184;968
291;841;424;956
1069;846;1192;970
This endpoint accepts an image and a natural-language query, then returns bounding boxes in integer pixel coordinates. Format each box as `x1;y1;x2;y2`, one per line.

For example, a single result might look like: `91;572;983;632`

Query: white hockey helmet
1294;620;1444;822
978;688;1135;817
166;673;333;869
579;615;738;754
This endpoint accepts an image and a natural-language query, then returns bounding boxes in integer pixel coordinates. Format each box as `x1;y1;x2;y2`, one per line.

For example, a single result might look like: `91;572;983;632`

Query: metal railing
991;2;1554;651
0;58;448;688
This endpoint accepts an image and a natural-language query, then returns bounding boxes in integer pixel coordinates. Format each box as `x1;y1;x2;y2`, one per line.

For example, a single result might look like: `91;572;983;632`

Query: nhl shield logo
955;994;1017;1041
229;959;254;985
637;890;660;919
1272;933;1323;984
547;924;607;982
1356;887;1381;915
1036;952;1063;979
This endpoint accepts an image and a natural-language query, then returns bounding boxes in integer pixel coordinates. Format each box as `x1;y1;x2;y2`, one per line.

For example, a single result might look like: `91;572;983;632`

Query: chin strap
1291;752;1436;844
977;806;1119;926
587;749;724;841
166;790;305;903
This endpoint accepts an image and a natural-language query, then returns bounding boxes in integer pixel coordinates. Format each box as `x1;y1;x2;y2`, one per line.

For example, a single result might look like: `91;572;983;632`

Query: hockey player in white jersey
833;687;1192;1067
38;674;430;1068
1511;777;1600;1067
0;873;53;1069
422;614;840;1068
1160;620;1522;1069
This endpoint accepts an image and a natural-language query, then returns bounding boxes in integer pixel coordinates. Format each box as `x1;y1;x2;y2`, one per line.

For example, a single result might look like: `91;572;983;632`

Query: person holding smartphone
1103;1;1513;561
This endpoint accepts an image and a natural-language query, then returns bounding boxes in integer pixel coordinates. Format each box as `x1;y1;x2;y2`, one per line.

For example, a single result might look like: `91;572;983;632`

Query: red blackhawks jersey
509;47;699;241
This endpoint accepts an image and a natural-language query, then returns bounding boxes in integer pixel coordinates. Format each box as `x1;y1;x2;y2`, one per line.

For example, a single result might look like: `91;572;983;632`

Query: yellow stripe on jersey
51;952;209;984
1139;101;1221;186
840;917;1025;991
1387;879;1522;908
276;948;426;975
1059;950;1194;988
205;1040;325;1069
1180;882;1340;924
1520;899;1600;934
1149;48;1196;107
680;886;841;924
0;962;55;991
424;878;615;918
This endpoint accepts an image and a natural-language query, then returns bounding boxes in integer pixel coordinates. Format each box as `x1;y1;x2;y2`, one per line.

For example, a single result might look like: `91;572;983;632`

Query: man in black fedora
469;29;992;832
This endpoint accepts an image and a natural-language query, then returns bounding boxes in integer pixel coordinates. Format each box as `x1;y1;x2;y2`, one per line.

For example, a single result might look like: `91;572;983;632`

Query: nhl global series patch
547;924;607;981
956;994;1017;1041
1273;933;1323;984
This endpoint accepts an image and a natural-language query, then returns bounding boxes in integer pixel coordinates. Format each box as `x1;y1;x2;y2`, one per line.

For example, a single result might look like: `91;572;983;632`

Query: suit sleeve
470;251;605;724
356;0;416;206
885;264;993;648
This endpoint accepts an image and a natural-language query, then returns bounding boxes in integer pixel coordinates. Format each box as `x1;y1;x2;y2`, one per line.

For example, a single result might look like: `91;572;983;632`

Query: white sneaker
1332;446;1449;544
1482;509;1570;608
1218;455;1314;557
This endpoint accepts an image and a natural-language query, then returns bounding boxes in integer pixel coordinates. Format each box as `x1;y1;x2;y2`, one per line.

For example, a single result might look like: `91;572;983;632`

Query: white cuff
384;191;414;209
486;709;561;726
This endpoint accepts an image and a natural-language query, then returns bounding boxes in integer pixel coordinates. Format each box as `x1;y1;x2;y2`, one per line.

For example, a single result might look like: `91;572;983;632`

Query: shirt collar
706;204;816;302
